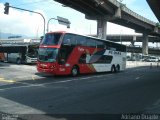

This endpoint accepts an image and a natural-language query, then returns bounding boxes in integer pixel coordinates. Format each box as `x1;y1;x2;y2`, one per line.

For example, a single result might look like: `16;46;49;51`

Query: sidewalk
126;61;160;68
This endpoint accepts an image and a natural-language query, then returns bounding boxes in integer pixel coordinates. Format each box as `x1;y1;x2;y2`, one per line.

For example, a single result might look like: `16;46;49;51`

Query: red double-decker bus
37;31;126;76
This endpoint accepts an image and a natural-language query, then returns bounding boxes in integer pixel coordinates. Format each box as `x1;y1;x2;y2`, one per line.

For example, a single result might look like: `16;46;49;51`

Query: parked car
146;56;159;62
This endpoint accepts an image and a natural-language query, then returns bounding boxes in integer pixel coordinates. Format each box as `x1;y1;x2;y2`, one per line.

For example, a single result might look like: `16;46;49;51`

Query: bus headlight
65;63;70;67
26;56;31;60
50;65;56;69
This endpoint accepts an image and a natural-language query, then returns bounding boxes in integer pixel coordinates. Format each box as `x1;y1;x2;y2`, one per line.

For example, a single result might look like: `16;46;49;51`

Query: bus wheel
16;58;21;64
111;65;116;73
71;66;79;76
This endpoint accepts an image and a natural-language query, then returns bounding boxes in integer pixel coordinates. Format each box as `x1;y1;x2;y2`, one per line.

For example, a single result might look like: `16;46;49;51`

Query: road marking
0;77;33;86
32;75;35;80
0;74;113;91
15;81;34;86
0;78;15;83
41;74;113;86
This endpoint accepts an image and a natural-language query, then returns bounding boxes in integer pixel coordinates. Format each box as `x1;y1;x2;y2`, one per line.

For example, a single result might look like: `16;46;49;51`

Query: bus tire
116;65;120;72
71;66;79;76
111;65;116;73
16;58;21;64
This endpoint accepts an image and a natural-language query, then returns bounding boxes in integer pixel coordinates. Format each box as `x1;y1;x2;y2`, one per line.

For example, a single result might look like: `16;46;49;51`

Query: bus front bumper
37;66;71;75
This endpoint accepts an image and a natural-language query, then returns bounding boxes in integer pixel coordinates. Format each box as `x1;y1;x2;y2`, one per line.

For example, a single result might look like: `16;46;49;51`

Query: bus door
58;47;68;65
59;33;76;65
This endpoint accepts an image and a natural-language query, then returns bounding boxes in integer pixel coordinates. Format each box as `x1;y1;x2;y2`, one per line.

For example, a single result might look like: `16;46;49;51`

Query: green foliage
156;23;160;28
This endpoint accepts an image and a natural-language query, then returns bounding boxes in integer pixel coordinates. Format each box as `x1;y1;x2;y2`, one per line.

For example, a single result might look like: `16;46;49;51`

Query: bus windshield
27;45;38;58
38;48;58;62
41;33;62;45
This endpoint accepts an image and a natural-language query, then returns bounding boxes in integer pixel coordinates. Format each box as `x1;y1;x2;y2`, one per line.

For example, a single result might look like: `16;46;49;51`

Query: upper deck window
41;33;62;45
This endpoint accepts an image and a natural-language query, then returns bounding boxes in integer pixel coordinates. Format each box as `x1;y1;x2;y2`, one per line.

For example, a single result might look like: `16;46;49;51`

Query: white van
147;56;159;62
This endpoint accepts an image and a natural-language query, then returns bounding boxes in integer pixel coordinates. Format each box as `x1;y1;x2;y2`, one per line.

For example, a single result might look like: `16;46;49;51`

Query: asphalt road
0;62;160;120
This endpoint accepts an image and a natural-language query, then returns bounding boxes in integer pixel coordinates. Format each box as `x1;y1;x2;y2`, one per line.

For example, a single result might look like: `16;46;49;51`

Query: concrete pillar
131;40;135;60
142;32;148;55
97;19;107;39
130;35;136;47
131;41;135;47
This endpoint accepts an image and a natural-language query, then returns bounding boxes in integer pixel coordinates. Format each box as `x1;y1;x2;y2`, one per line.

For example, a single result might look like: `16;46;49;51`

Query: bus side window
86;38;96;47
76;36;86;46
70;35;76;45
105;55;113;63
62;34;76;46
96;41;105;48
63;35;71;45
95;55;113;63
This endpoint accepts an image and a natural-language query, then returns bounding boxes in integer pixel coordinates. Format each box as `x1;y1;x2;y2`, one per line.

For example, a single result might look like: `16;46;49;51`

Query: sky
0;0;159;41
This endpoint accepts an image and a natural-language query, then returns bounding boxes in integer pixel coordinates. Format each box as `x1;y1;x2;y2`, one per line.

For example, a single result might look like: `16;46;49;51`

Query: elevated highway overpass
147;0;160;22
54;0;160;55
91;34;160;43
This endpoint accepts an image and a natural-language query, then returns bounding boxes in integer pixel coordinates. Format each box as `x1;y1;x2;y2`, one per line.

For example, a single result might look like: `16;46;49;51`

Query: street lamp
47;16;71;32
47;18;57;32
